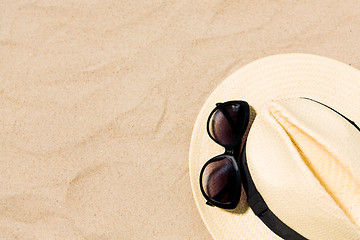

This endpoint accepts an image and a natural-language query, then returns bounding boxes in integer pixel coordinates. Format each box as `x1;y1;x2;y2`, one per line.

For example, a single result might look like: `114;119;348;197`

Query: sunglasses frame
199;100;310;239
199;100;250;209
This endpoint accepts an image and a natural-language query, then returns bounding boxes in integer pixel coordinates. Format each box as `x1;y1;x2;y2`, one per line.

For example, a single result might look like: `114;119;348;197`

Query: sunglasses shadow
239;104;257;152
228;185;249;214
228;105;257;215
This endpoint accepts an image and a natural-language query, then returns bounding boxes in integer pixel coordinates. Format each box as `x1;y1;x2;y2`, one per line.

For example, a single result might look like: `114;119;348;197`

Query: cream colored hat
189;54;360;240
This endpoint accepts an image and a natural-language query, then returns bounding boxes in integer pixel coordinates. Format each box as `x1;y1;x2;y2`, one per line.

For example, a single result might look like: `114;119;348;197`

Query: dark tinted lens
208;104;243;145
201;157;237;204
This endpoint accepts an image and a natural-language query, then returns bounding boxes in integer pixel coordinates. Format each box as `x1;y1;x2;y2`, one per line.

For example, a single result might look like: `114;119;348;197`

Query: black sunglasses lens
208;104;243;146
201;157;237;204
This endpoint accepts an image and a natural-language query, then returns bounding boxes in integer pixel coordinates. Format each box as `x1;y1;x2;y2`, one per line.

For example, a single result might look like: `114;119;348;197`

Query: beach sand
1;0;360;239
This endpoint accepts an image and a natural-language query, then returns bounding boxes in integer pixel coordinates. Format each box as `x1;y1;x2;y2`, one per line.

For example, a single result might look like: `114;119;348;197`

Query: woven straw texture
189;54;360;240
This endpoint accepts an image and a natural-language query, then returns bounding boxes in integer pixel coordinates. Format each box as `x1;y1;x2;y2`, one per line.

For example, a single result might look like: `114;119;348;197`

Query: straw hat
189;53;360;240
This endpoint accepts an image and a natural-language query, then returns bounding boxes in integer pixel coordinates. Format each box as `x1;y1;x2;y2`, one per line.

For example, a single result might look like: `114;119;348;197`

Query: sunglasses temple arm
206;201;214;207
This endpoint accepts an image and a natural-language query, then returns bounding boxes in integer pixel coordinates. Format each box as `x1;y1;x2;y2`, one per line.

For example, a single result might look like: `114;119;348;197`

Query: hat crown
247;98;360;239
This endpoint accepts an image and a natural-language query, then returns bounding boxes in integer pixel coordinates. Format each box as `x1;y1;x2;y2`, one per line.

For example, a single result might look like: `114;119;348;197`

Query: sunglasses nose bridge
224;148;234;156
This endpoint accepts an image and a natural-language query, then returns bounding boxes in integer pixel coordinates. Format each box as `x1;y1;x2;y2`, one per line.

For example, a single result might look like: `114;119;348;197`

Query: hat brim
189;53;360;240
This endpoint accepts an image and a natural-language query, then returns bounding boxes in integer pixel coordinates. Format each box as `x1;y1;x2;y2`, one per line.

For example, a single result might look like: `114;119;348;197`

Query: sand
1;0;360;239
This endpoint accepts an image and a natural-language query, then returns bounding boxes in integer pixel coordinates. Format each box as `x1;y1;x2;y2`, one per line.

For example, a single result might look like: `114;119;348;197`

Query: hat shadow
227;105;257;215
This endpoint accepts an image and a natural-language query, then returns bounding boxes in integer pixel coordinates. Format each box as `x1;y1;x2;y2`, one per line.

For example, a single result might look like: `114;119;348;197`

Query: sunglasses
198;100;308;240
199;100;250;209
